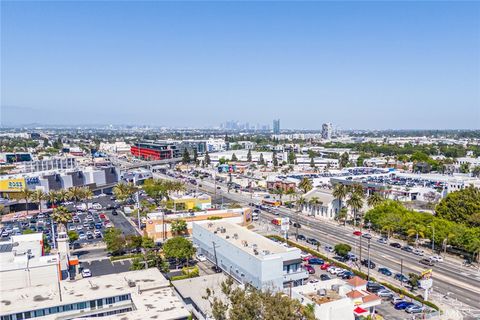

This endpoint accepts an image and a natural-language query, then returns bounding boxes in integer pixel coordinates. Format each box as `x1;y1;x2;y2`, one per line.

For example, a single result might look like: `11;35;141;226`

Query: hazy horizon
1;1;479;129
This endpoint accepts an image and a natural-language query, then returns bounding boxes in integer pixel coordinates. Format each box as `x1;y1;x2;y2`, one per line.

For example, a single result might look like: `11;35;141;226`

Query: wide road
167;171;480;314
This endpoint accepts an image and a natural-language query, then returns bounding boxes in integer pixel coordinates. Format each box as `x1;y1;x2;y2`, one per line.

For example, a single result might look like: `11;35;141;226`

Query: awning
353;306;368;315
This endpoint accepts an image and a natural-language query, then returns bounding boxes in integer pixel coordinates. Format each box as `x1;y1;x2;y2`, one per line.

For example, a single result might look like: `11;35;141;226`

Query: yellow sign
421;269;433;279
0;178;26;192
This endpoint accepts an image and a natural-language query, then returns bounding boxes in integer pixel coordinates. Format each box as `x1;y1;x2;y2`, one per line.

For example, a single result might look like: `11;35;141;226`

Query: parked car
302;255;314;262
413;248;425;256
308;258;324;265
361;233;372;239
378;267;392;276
324;245;334;253
320;263;331;270
377;289;394;298
81;269;92;278
353;231;362;236
94;230;102;238
401;246;414;253
306;238;320;246
366;282;385;293
419;258;435;266
304;265;315;274
341;271;354;279
196;253;207;262
394;301;415;310
389;242;402;248
112;210;118;216
391;297;405;305
293;222;301;228
405;304;425;314
333;256;348;262
297;234;306;241
320;274;331;281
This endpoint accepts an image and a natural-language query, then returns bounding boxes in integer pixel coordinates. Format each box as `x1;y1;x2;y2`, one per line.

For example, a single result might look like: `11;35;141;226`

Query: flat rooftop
0;268;189;319
194;220;299;258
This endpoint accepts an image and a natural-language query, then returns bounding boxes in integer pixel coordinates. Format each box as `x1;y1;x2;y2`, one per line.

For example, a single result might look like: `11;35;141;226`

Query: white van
252;212;259;221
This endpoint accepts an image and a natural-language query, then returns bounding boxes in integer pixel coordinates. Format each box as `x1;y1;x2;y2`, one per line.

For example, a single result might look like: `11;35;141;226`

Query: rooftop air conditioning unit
252;244;258;249
233;233;238;239
225;235;230;239
253;249;259;255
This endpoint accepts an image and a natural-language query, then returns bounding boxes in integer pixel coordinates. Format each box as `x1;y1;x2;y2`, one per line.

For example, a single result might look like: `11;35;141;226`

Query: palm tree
407;224;425;248
332;184;349;212
308;196;322;216
296;197;306;212
31;190;46;213
19;188;34;215
46;190;59;209
335;207;348;226
346;193;363;227
298;177;313;194
351;183;364;197
367;193;383;208
81;187;93;208
57;189;70;204
68;186;84;211
285;188;296;201
51;206;72;231
274;188;284;201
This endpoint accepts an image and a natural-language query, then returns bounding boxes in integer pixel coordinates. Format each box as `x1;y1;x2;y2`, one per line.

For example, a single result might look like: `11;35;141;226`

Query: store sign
0;178;26;192
281;217;290;231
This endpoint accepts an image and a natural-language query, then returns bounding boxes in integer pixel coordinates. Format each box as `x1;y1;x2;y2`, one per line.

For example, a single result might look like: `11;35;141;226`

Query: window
24;312;31;319
1;315;12;320
90;300;96;309
97;299;103;308
107;297;114;305
34;310;44;317
15;315;23;320
76;302;87;310
63;304;73;311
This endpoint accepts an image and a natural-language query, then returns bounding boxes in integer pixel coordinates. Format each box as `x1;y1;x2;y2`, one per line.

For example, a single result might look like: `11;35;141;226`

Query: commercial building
193;221;308;291
131;141;179;160
99;142;131;155
273;119;281;135
321;123;333;140
169;193;212;211
0;268;190;320
145;208;251;242
13;157;77;174
0;152;33;164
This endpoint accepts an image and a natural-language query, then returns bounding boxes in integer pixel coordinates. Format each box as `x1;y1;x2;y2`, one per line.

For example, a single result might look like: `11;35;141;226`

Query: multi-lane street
166;170;480;316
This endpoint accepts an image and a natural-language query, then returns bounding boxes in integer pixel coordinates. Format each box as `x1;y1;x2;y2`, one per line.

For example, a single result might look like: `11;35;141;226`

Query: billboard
0;178;26;192
281;217;290;231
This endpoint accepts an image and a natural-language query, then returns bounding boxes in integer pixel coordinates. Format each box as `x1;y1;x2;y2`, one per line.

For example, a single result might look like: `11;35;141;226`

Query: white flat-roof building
0;268;190;320
192;221;308;291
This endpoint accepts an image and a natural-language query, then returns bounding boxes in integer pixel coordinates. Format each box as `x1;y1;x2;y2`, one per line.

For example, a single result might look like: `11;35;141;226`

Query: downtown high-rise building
321;122;333;139
273;119;280;134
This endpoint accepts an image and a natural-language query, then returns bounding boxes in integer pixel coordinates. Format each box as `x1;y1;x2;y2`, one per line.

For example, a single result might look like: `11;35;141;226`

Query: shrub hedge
110;253;142;261
268;235;439;311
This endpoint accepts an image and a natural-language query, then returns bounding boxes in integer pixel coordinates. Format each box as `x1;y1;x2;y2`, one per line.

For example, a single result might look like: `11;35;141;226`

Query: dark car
419;258;435;266
95;223;103;229
112;210;118;216
378;267;392;276
389;242;402;248
341;271;354;279
394;273;409;283
401;246;413;253
296;234;306;241
306;238;320;246
211;265;222;273
308;258;324;265
333;256;348;263
394;301;415;310
367;282;385;293
304;265;315;274
293;222;301;228
320;274;331;281
361;259;376;269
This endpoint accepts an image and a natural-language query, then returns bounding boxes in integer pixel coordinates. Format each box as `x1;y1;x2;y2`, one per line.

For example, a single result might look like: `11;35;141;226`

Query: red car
320;263;331;270
353;231;362;236
103;220;110;225
99;214;106;219
302;255;314;262
304;264;315;274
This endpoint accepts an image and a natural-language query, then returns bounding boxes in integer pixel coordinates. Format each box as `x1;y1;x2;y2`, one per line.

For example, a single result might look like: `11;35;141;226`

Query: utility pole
212;241;219;268
400;258;404;287
359;234;363;272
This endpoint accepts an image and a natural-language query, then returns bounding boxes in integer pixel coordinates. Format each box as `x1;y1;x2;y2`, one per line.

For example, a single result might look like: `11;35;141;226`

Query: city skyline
1;1;479;129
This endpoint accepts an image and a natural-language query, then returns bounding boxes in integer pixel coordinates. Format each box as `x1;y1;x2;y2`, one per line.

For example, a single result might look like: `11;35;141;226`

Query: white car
76;225;83;231
196;253;207;262
324;245;334;253
81;269;92;278
430;255;444;262
329;267;343;275
78;232;86;240
413;249;424;256
68;225;76;231
300;252;310;259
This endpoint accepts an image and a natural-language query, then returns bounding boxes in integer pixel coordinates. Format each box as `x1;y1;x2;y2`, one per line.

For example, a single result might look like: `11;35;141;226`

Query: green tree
308;196;322;214
19;188;34;215
204;150;211;166
46;190;59;208
407;224;425;247
335;207;348;226
272;151;278;167
296;197;306;212
247;149;252;162
339;152;349;168
170;219;188;235
104;228;126;255
163;237;195;267
310;156;315;168
182;149;191;164
460;162;470;173
435;186;480;227
126;235;143;251
472;166;480;177
334;243;352;257
258;153;265;165
68;186;84;210
287;151;296;165
298;177;313;194
332;184;349;211
31;190;46;213
51;206;72;230
367;193;383;208
67;231;79;243
113;182;137;204
193;149;198;165
204;277;315;320
347;193;363;227
231;153;238;162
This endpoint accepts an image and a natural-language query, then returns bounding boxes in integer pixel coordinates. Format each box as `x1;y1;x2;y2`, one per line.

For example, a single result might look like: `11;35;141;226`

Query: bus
262;199;281;207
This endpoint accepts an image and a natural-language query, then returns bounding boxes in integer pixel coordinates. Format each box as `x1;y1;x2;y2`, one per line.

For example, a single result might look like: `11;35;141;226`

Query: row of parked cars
366;282;427;314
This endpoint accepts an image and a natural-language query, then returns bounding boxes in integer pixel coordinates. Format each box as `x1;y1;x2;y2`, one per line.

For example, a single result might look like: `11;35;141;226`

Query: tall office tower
273;119;281;134
321;123;333;139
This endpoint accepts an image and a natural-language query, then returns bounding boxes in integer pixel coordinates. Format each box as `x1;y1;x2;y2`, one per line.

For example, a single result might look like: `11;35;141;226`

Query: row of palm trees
331;183;385;227
19;186;94;215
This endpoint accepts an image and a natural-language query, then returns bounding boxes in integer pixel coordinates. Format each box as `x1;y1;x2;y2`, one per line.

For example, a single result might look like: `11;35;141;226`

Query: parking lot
79;258;132;278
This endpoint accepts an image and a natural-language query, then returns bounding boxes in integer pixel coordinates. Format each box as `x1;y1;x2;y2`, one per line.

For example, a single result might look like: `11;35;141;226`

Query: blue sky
1;1;479;129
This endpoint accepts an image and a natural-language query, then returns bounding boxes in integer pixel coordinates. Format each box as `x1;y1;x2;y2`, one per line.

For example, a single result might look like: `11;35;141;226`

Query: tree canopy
162;236;195;264
435;186;480;227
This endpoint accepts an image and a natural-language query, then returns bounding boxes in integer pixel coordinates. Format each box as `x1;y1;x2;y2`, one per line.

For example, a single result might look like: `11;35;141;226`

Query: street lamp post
367;238;371;281
428;225;435;253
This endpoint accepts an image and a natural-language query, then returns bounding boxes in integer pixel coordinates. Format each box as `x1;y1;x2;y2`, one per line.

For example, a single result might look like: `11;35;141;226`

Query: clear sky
1;1;479;129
